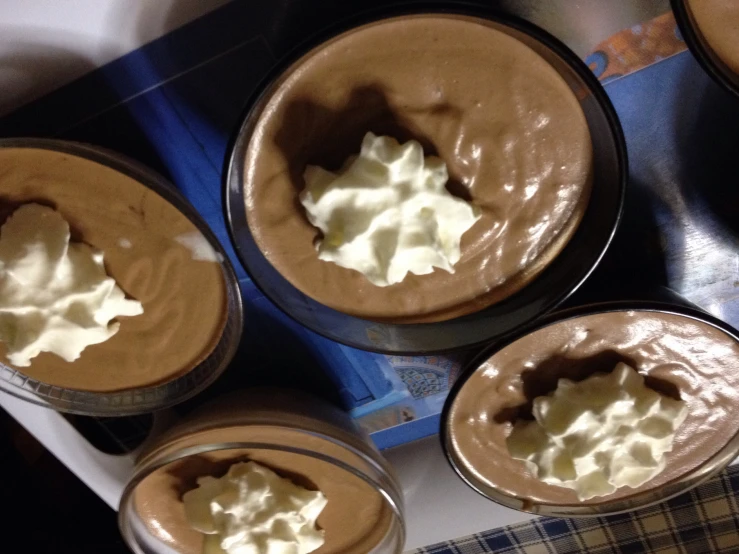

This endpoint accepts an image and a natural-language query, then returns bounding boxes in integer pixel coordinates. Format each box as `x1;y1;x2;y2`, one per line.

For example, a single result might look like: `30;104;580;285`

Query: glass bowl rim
671;0;739;99
223;5;628;355
118;439;406;554
0;137;244;416
440;299;739;517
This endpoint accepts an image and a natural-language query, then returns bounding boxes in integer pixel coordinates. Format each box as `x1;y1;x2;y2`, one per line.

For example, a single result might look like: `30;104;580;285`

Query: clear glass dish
119;389;406;554
442;299;739;517
225;7;627;354
672;0;739;99
0;138;243;416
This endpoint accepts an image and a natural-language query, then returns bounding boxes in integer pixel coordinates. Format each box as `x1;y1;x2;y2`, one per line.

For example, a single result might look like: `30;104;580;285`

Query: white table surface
0;0;230;116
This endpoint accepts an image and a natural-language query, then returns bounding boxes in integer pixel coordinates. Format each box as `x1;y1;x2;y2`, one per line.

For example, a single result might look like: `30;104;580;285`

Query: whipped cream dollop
0;203;143;367
506;362;688;500
182;461;328;554
300;132;480;287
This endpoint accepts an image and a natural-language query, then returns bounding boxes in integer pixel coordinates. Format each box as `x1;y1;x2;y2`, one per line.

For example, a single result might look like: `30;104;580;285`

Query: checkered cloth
413;465;739;554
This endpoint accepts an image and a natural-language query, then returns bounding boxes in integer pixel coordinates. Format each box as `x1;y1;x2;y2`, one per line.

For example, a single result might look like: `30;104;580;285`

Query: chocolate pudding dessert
686;0;739;75
243;14;593;323
446;309;739;509
0;147;228;392
120;390;405;554
134;432;394;554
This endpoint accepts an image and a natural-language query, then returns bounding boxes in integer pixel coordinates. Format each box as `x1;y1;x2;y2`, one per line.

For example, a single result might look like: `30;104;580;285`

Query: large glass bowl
672;0;739;99
119;389;406;554
0;138;243;416
225;7;626;354
442;299;739;517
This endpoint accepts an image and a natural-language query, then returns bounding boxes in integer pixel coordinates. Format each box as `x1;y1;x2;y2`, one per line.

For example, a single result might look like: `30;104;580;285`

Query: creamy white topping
507;362;688;500
0;203;143;367
183;461;327;554
300;132;480;287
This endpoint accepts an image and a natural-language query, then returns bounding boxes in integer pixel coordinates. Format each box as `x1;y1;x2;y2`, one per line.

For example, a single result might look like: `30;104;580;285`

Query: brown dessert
446;310;739;505
687;0;739;75
0;147;228;391
125;390;402;553
243;14;593;323
133;426;395;554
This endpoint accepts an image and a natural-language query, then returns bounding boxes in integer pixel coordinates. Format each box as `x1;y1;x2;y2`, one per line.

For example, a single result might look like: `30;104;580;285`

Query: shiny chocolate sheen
244;14;592;322
0;148;228;391
447;310;739;505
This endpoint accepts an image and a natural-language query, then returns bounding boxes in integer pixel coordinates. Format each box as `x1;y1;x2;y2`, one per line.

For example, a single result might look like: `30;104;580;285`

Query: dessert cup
0;138;243;415
225;8;626;353
442;298;739;516
119;389;406;553
672;0;739;98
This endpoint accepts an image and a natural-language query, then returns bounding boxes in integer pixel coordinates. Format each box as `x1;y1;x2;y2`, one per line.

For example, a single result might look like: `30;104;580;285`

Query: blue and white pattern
388;355;463;399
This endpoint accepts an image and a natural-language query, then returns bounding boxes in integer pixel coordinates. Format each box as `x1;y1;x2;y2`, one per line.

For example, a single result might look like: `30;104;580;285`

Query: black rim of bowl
671;0;739;99
440;299;739;517
223;2;627;355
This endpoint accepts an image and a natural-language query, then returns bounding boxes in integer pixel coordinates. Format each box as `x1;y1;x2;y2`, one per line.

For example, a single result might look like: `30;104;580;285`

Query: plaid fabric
414;465;739;554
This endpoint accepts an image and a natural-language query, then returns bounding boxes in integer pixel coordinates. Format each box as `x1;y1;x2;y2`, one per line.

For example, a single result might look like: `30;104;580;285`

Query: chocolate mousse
124;390;403;554
687;0;739;75
0;147;228;392
446;310;739;506
133;428;395;554
243;14;593;323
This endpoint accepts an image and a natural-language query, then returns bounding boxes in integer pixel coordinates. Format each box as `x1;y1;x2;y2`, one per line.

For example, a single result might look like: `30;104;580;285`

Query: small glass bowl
225;7;626;354
441;299;739;517
672;0;739;99
0;138;243;416
119;388;406;554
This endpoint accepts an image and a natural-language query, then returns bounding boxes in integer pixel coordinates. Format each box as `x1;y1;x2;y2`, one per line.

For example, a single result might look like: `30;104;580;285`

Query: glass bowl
119;388;406;554
0;138;243;415
225;7;626;354
441;299;739;517
672;0;739;99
